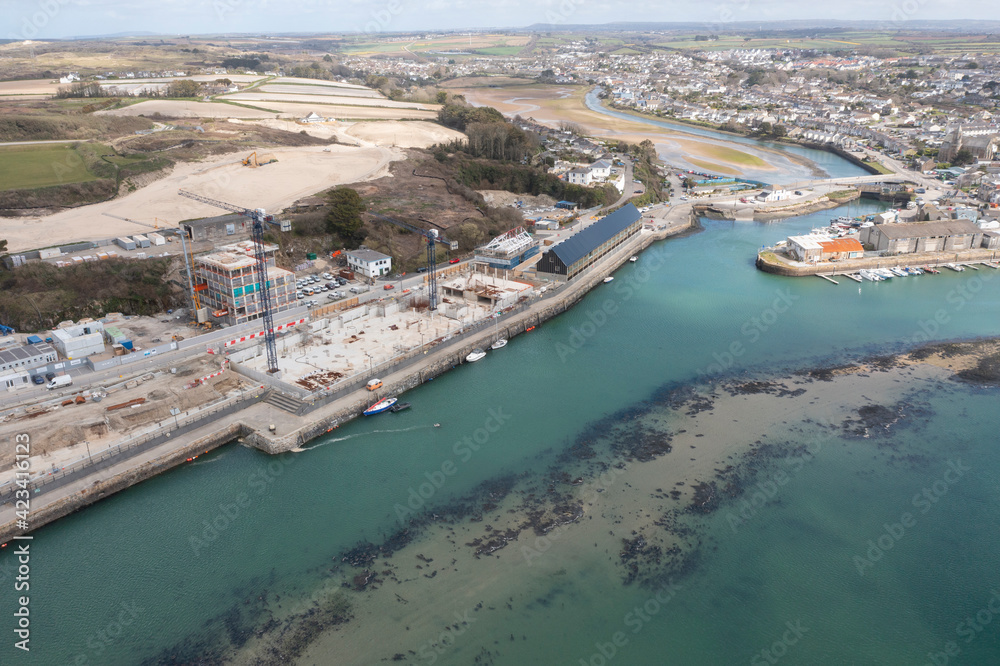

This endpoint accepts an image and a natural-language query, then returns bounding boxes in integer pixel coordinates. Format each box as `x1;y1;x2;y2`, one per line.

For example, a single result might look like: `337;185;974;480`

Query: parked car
44;372;55;381
383;284;394;290
32;375;44;385
449;258;460;264
326;282;337;289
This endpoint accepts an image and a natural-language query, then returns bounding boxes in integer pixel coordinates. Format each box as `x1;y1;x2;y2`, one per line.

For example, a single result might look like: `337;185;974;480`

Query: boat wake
297;424;438;452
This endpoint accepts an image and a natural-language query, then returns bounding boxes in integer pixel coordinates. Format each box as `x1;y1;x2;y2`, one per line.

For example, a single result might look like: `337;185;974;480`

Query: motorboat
859;269;881;282
874;268;895;280
629;256;638;263
490;338;508;350
603;276;614;283
925;266;940;274
389;402;411;413
466;348;487;362
890;267;908;277
945;263;965;272
364;397;397;416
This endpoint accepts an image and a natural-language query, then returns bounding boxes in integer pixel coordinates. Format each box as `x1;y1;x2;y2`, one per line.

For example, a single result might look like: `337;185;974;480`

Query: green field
0;143;100;191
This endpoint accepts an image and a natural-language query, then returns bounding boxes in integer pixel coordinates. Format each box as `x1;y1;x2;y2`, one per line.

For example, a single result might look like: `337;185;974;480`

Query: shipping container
148;233;166;246
116;237;136;251
132;234;151;248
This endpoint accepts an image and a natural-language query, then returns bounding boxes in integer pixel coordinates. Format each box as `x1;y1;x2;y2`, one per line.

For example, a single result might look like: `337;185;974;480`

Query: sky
2;0;996;41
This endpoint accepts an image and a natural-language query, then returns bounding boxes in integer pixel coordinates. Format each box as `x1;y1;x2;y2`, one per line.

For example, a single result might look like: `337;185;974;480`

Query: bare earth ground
0;356;246;485
342;121;464;148
96;100;438;120
0;142;405;253
218;92;433;110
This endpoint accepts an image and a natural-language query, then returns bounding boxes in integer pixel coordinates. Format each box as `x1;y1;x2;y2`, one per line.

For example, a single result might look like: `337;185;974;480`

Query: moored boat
945;263;965;272
890;267;908;277
490;338;507;350
466;348;487;362
603;276;614;283
364;397;397;416
389;401;411;413
924;266;940;274
629;256;638;263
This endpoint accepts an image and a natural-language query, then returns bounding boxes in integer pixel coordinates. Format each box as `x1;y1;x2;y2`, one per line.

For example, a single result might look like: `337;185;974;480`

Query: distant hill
520;19;1000;33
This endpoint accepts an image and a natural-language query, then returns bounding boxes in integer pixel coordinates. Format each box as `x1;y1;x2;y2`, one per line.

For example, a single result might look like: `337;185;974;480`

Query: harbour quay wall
0;423;245;542
756;249;1000;277
246;223;685;455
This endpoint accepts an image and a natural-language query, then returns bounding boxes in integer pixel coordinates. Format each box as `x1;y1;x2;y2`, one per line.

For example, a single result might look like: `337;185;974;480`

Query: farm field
0;143;100;191
257;84;381;98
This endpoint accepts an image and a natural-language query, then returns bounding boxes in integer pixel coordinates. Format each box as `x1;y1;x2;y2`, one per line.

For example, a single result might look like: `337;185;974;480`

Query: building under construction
473;227;539;271
195;241;296;326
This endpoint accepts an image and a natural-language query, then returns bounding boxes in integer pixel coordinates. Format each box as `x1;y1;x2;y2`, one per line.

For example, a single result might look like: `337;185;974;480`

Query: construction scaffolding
473;227;539;270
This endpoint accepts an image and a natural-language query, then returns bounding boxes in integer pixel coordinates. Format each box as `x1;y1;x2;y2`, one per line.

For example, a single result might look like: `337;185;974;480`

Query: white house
302;112;325;123
346;248;392;278
566;167;593;186
756;188;790;203
590;160;612;179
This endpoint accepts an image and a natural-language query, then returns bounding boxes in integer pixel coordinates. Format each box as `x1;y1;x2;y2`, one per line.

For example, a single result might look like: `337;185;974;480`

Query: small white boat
875;268;895;280
629;256;638;263
945;263;965;272
603;276;614;283
466;348;487;362
890;267;908;277
490;338;507;350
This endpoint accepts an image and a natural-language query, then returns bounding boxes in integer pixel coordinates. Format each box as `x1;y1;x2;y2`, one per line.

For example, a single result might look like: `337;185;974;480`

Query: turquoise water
583;88;869;182
2;199;1000;665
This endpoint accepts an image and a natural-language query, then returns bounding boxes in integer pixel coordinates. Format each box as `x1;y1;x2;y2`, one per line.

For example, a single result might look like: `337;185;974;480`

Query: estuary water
582;88;868;183
2;198;1000;665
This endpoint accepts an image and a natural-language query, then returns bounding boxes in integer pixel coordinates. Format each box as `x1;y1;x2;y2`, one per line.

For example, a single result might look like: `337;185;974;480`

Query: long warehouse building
536;203;643;281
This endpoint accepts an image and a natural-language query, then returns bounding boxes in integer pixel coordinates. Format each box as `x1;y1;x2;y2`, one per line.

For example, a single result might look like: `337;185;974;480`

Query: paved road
0;139;94;146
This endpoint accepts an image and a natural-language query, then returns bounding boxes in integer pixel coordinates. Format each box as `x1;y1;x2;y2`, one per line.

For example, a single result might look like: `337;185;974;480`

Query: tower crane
177;190;280;373
367;212;458;311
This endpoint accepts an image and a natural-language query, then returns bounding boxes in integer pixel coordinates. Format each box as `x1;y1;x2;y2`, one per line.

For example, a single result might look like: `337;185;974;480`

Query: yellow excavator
241;152;277;168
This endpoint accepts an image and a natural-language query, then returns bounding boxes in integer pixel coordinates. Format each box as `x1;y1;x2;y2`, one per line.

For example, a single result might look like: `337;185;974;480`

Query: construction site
233;271;534;393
